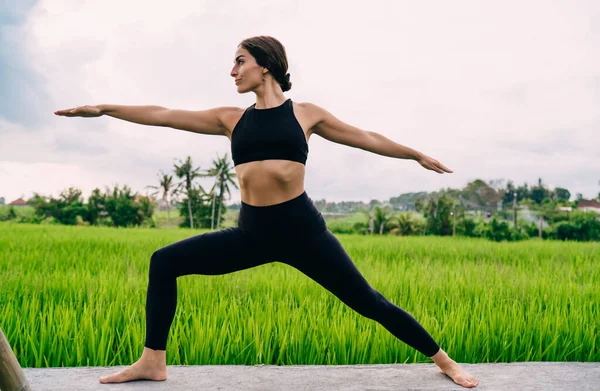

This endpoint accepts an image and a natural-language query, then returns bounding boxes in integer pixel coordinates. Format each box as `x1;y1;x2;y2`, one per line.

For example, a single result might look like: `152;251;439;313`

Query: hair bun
284;73;291;81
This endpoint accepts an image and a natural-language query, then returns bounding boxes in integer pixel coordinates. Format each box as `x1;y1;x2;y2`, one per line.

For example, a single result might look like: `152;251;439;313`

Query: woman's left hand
417;154;453;173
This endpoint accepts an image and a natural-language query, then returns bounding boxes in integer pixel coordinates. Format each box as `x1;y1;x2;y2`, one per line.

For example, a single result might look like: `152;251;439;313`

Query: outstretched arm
54;104;234;137
306;103;453;174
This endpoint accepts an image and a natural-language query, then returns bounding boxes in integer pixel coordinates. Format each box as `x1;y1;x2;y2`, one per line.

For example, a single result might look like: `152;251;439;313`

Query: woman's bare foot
430;348;479;388
439;361;479;388
99;347;167;384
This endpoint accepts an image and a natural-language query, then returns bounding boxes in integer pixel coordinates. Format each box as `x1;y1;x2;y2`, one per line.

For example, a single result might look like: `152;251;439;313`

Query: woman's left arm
305;103;453;174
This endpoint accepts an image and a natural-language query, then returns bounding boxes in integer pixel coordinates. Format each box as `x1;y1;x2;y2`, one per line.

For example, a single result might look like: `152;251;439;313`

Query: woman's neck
254;82;286;109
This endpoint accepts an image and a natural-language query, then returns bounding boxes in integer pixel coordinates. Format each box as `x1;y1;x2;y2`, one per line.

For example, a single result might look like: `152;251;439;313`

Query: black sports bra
231;98;308;167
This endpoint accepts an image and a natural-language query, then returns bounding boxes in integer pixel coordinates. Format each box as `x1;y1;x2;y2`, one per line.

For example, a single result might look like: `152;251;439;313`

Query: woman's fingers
435;164;451;173
425;162;438;173
54;106;99;117
428;157;452;174
422;157;453;174
54;107;78;116
438;162;453;173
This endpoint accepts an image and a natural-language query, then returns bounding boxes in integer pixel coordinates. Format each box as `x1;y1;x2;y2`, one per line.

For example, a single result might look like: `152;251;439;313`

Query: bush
0;206;18;221
550;221;578;240
548;211;599;241
472;220;488;238
352;221;370;235
18;215;44;224
509;227;530;241
521;221;550;240
178;187;221;229
40;216;59;225
327;218;360;235
470;218;529;242
392;212;423;236
456;217;477;237
543;209;572;225
485;218;511;241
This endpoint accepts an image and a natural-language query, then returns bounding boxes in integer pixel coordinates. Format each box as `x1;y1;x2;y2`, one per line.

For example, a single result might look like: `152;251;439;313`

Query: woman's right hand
54;105;103;117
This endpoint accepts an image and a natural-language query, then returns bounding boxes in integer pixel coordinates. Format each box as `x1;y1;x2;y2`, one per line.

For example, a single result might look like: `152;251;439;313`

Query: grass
0;222;598;367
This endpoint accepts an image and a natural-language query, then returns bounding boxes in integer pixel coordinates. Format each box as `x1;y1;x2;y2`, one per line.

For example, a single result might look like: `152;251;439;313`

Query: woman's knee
355;288;391;320
149;248;172;278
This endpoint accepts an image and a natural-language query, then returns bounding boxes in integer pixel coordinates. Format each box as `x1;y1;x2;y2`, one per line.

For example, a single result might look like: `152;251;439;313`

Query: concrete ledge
23;362;600;390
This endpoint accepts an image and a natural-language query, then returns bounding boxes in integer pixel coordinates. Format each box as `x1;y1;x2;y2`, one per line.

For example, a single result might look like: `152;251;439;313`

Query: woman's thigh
279;230;381;313
151;226;273;277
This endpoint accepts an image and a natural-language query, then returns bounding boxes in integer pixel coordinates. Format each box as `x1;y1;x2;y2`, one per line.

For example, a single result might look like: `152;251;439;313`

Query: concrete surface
21;362;600;391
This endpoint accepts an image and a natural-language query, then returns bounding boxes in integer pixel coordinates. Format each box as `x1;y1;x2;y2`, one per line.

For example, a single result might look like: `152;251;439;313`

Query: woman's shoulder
292;100;326;115
293;100;321;111
292;100;329;125
218;106;247;139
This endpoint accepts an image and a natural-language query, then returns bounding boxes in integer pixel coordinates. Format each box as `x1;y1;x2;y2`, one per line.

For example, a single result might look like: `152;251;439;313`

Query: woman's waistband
240;190;310;212
238;191;326;236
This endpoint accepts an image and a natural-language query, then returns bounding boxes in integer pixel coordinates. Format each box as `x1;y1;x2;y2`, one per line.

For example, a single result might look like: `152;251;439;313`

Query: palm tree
363;205;395;235
361;208;375;235
145;170;177;228
173;156;203;229
201;153;239;230
374;205;395;235
394;212;417;236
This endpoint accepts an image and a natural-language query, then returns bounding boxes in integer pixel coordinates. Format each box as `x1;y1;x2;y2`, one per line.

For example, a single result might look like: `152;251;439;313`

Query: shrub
548;211;600;241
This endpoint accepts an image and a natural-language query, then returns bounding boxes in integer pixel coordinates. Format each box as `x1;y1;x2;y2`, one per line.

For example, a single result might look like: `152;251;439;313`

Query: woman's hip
237;190;327;239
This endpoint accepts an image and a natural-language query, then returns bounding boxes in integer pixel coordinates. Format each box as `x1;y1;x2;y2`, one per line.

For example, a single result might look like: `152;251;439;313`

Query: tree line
2;170;599;241
0;154;237;229
325;178;599;242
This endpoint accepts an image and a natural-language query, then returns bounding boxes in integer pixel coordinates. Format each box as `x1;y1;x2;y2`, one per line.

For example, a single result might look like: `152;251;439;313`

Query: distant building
8;197;28;206
556;206;573;212
577;199;600;214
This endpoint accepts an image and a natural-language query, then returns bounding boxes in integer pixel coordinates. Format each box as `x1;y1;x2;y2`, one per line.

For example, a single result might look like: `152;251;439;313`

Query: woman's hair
239;36;292;92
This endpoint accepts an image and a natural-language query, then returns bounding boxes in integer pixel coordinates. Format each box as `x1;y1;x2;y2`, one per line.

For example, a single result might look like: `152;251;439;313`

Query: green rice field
0;222;598;368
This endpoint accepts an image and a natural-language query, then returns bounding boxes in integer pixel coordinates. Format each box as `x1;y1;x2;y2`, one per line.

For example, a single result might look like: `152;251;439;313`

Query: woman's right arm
55;104;235;137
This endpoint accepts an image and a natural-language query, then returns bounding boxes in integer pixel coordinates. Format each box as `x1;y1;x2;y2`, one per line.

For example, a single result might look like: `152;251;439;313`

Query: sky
1;0;599;205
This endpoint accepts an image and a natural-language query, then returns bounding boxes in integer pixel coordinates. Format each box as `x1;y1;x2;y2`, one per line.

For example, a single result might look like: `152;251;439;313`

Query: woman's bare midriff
223;101;316;207
235;159;306;206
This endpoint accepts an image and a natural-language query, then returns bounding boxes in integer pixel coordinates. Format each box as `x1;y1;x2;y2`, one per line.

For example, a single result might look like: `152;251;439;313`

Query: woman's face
230;46;265;94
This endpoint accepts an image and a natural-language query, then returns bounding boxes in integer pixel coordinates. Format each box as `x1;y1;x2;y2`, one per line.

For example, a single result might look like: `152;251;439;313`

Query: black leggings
144;191;441;357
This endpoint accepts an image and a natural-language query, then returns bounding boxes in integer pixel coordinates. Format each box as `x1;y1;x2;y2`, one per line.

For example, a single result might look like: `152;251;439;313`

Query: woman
55;35;478;388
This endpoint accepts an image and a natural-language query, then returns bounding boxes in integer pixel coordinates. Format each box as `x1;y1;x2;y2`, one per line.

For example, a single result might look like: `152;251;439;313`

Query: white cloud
1;0;599;204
